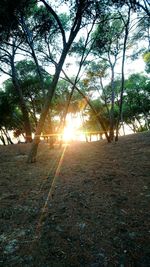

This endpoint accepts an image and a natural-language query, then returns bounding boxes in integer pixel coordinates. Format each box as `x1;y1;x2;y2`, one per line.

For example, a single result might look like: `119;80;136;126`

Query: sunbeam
35;144;68;238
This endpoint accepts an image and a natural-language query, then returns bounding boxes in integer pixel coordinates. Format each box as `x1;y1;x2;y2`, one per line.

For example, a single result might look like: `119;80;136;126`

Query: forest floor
0;131;150;267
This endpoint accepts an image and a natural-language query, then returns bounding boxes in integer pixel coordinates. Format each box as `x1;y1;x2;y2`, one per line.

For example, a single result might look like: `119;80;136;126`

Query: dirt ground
0;131;150;267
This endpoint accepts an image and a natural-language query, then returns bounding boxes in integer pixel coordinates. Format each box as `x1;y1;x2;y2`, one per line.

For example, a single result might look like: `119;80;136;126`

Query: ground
0;131;150;267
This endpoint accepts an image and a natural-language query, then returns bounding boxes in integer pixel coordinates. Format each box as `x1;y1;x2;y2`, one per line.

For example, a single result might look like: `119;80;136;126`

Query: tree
112;0;150;18
0;87;24;145
89;12;129;140
80;98;111;141
27;0;102;162
92;14;124;140
62;71;110;141
0;39;33;142
115;6;131;141
123;73;150;131
0;0;29;41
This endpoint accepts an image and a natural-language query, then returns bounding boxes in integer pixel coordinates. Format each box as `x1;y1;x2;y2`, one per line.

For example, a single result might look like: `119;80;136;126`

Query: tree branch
136;1;150;17
41;0;66;47
0;67;11;77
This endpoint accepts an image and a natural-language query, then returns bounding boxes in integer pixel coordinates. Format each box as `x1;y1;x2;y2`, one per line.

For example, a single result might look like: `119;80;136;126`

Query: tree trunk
0;129;6;145
48;112;54;149
27;48;70;162
100;77;111;119
115;8;130;141
1;128;14;145
109;65;115;141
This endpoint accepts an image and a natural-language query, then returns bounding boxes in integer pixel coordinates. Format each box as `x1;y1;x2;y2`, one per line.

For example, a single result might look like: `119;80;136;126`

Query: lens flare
63;125;76;141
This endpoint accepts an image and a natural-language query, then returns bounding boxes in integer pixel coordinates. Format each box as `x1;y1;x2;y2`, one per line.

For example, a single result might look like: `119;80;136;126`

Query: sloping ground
0;132;150;267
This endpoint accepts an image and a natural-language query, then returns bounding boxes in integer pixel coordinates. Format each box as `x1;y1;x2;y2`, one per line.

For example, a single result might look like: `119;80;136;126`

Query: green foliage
1;60;53;136
16;60;38;79
143;52;150;62
31;5;57;38
84;72;150;134
92;14;124;56
0;0;35;41
143;52;150;73
122;74;150;130
0;89;23;132
71;37;86;55
87;61;109;78
82;98;118;133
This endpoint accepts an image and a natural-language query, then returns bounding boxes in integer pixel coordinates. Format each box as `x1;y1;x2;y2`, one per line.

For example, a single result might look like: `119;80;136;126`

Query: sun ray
34;144;68;239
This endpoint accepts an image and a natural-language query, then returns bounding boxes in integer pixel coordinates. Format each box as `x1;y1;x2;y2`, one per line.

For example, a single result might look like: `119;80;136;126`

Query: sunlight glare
63;125;76;141
62;114;81;142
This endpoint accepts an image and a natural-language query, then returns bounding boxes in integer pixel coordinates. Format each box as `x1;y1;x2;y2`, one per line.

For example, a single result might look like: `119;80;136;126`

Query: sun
63;124;76;141
62;114;81;142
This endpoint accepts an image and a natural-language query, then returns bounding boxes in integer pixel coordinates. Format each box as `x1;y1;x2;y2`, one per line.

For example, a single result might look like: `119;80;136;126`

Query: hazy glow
62;113;104;142
63;125;76;141
62;114;81;141
61;113;134;143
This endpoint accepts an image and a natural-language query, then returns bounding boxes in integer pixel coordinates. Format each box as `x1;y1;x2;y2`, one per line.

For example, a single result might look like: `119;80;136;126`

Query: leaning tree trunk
27;48;70;162
27;0;95;162
1;128;14;145
0;129;6;145
27;0;89;162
